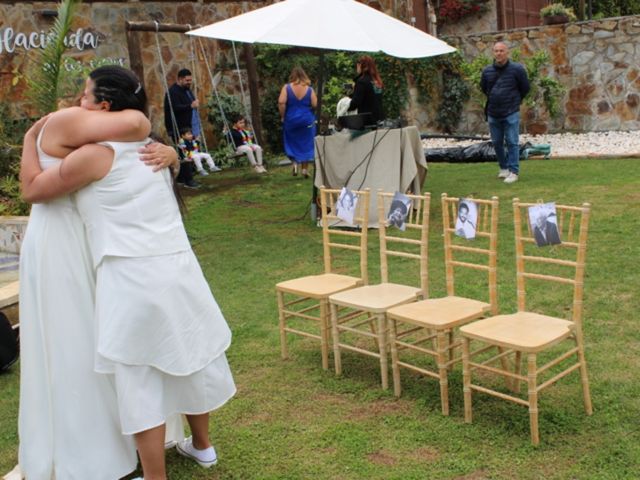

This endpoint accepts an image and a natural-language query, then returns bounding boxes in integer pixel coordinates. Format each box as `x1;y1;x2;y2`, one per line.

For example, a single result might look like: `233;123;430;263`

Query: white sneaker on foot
503;172;519;184
210;165;222;172
176;437;218;468
497;169;509;178
198;169;209;176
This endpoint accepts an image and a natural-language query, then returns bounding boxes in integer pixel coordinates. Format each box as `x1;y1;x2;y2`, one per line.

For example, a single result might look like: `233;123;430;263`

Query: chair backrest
513;198;591;327
319;187;370;284
442;194;499;314
376;190;430;297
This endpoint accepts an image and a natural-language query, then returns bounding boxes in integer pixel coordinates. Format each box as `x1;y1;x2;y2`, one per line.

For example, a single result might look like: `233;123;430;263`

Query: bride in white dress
18;85;180;479
21;66;236;480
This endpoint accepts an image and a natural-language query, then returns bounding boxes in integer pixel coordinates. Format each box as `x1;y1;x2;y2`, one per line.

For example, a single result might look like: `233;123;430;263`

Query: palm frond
26;0;83;115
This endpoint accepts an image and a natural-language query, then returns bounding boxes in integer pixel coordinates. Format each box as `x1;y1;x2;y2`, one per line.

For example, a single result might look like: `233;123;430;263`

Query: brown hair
357;55;383;89
289;66;311;86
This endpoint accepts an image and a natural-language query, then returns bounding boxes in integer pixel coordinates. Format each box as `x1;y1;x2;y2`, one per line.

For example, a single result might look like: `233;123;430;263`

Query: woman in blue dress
278;66;317;178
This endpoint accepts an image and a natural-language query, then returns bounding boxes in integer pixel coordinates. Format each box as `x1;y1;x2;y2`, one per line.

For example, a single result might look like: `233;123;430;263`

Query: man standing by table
481;42;530;184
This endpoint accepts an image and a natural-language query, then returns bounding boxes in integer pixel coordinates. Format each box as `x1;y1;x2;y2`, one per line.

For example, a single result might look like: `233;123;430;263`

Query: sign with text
0;27;102;54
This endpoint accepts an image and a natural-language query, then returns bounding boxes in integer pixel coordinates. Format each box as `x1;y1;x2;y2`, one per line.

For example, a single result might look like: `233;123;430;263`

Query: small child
229;114;267;173
178;128;221;176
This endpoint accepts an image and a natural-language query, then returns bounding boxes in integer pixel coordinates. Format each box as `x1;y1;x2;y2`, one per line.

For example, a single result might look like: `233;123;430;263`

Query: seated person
228;114;266;173
178;128;221;176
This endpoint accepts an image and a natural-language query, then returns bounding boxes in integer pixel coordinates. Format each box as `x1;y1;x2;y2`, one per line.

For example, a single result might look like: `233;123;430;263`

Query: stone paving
422;130;640;158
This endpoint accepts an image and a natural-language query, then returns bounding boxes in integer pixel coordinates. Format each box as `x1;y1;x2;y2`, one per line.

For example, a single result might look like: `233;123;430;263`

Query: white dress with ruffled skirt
76;140;236;435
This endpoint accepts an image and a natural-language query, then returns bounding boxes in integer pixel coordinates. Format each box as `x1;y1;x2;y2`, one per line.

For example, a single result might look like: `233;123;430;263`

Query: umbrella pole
311;52;325;223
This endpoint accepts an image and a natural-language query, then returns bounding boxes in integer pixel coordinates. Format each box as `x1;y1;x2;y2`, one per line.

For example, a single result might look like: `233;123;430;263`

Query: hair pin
134;82;142;94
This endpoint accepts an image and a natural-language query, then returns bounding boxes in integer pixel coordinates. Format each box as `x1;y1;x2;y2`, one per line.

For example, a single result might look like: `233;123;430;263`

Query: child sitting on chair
178;128;222;176
229;114;267;173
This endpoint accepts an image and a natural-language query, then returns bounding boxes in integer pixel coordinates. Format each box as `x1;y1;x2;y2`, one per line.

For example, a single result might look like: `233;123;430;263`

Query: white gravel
422;130;640;158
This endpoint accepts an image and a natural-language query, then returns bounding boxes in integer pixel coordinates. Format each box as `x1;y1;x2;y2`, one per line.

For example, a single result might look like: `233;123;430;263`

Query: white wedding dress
18;128;138;479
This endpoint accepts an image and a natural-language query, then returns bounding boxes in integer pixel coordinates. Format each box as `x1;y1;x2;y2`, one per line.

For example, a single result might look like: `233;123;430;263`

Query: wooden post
125;22;145;92
243;43;264;146
578;0;585;20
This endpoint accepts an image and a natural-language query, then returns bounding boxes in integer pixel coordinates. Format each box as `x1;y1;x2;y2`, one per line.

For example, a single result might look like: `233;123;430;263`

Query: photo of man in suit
529;203;561;247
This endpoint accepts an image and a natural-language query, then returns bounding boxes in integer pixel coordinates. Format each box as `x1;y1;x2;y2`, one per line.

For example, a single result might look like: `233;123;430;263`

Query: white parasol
187;0;455;59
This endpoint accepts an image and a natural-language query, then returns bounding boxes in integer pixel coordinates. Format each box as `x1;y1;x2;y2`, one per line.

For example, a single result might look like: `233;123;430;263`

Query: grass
2;157;640;479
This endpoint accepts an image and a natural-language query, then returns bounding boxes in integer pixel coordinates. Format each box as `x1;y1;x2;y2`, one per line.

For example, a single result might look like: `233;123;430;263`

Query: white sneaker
209;165;222;172
497;169;509;178
503;172;519;184
198;169;209;176
176;437;218;468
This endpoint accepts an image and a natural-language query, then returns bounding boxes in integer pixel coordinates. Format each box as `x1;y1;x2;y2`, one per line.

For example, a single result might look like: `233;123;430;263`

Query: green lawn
1;157;639;479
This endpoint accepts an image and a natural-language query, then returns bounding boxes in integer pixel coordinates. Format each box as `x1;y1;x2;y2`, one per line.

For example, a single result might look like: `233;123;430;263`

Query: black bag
0;311;19;372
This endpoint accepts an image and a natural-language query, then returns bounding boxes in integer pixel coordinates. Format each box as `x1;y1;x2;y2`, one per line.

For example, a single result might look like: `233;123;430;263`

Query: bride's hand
138;142;179;173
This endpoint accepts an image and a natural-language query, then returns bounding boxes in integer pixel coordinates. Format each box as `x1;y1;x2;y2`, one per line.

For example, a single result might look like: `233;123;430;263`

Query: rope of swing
186;24;209;153
231;40;259;145
193;34;237;149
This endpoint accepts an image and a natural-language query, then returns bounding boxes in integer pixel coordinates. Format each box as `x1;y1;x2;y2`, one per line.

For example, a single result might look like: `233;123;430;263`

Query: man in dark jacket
164;68;200;188
481;42;530;184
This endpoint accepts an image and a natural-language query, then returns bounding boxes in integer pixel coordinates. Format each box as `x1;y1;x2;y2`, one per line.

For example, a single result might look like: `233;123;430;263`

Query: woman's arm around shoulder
47;107;151;148
21;137;112;203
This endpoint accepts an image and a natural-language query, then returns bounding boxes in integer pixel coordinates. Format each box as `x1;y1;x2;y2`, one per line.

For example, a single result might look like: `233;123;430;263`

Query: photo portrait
387;192;412;231
455;198;478;240
528;202;562;247
336;187;358;225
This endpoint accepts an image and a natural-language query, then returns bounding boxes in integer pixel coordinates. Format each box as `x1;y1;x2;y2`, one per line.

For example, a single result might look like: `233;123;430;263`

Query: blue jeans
488;111;520;175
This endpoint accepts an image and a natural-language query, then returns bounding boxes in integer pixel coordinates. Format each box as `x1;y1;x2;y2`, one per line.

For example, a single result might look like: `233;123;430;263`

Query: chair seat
459;312;574;352
329;283;422;313
387;296;491;329
276;273;361;298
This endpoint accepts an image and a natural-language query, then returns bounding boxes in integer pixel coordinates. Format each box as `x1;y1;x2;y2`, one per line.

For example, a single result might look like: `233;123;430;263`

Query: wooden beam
126;21;194;33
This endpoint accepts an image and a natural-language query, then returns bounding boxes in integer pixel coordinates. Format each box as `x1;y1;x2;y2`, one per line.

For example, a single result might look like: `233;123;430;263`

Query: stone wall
443;15;640;134
0;0;407;142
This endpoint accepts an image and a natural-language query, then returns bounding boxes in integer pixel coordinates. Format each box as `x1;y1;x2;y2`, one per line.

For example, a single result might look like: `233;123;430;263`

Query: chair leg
462;336;473;423
497;347;512;390
527;353;540;446
575;335;593;415
513;351;523;394
330;302;342;376
277;290;288;360
447;329;455;371
319;300;329;371
389;319;401;397
437;329;450;416
376;314;389;390
368;315;379;351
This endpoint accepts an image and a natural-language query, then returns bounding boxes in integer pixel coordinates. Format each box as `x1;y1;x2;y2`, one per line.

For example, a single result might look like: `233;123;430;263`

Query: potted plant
540;3;577;25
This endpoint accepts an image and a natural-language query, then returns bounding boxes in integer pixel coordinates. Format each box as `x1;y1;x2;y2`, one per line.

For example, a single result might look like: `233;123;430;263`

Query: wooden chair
386;194;499;415
329;191;430;390
460;199;593;445
276;187;370;370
